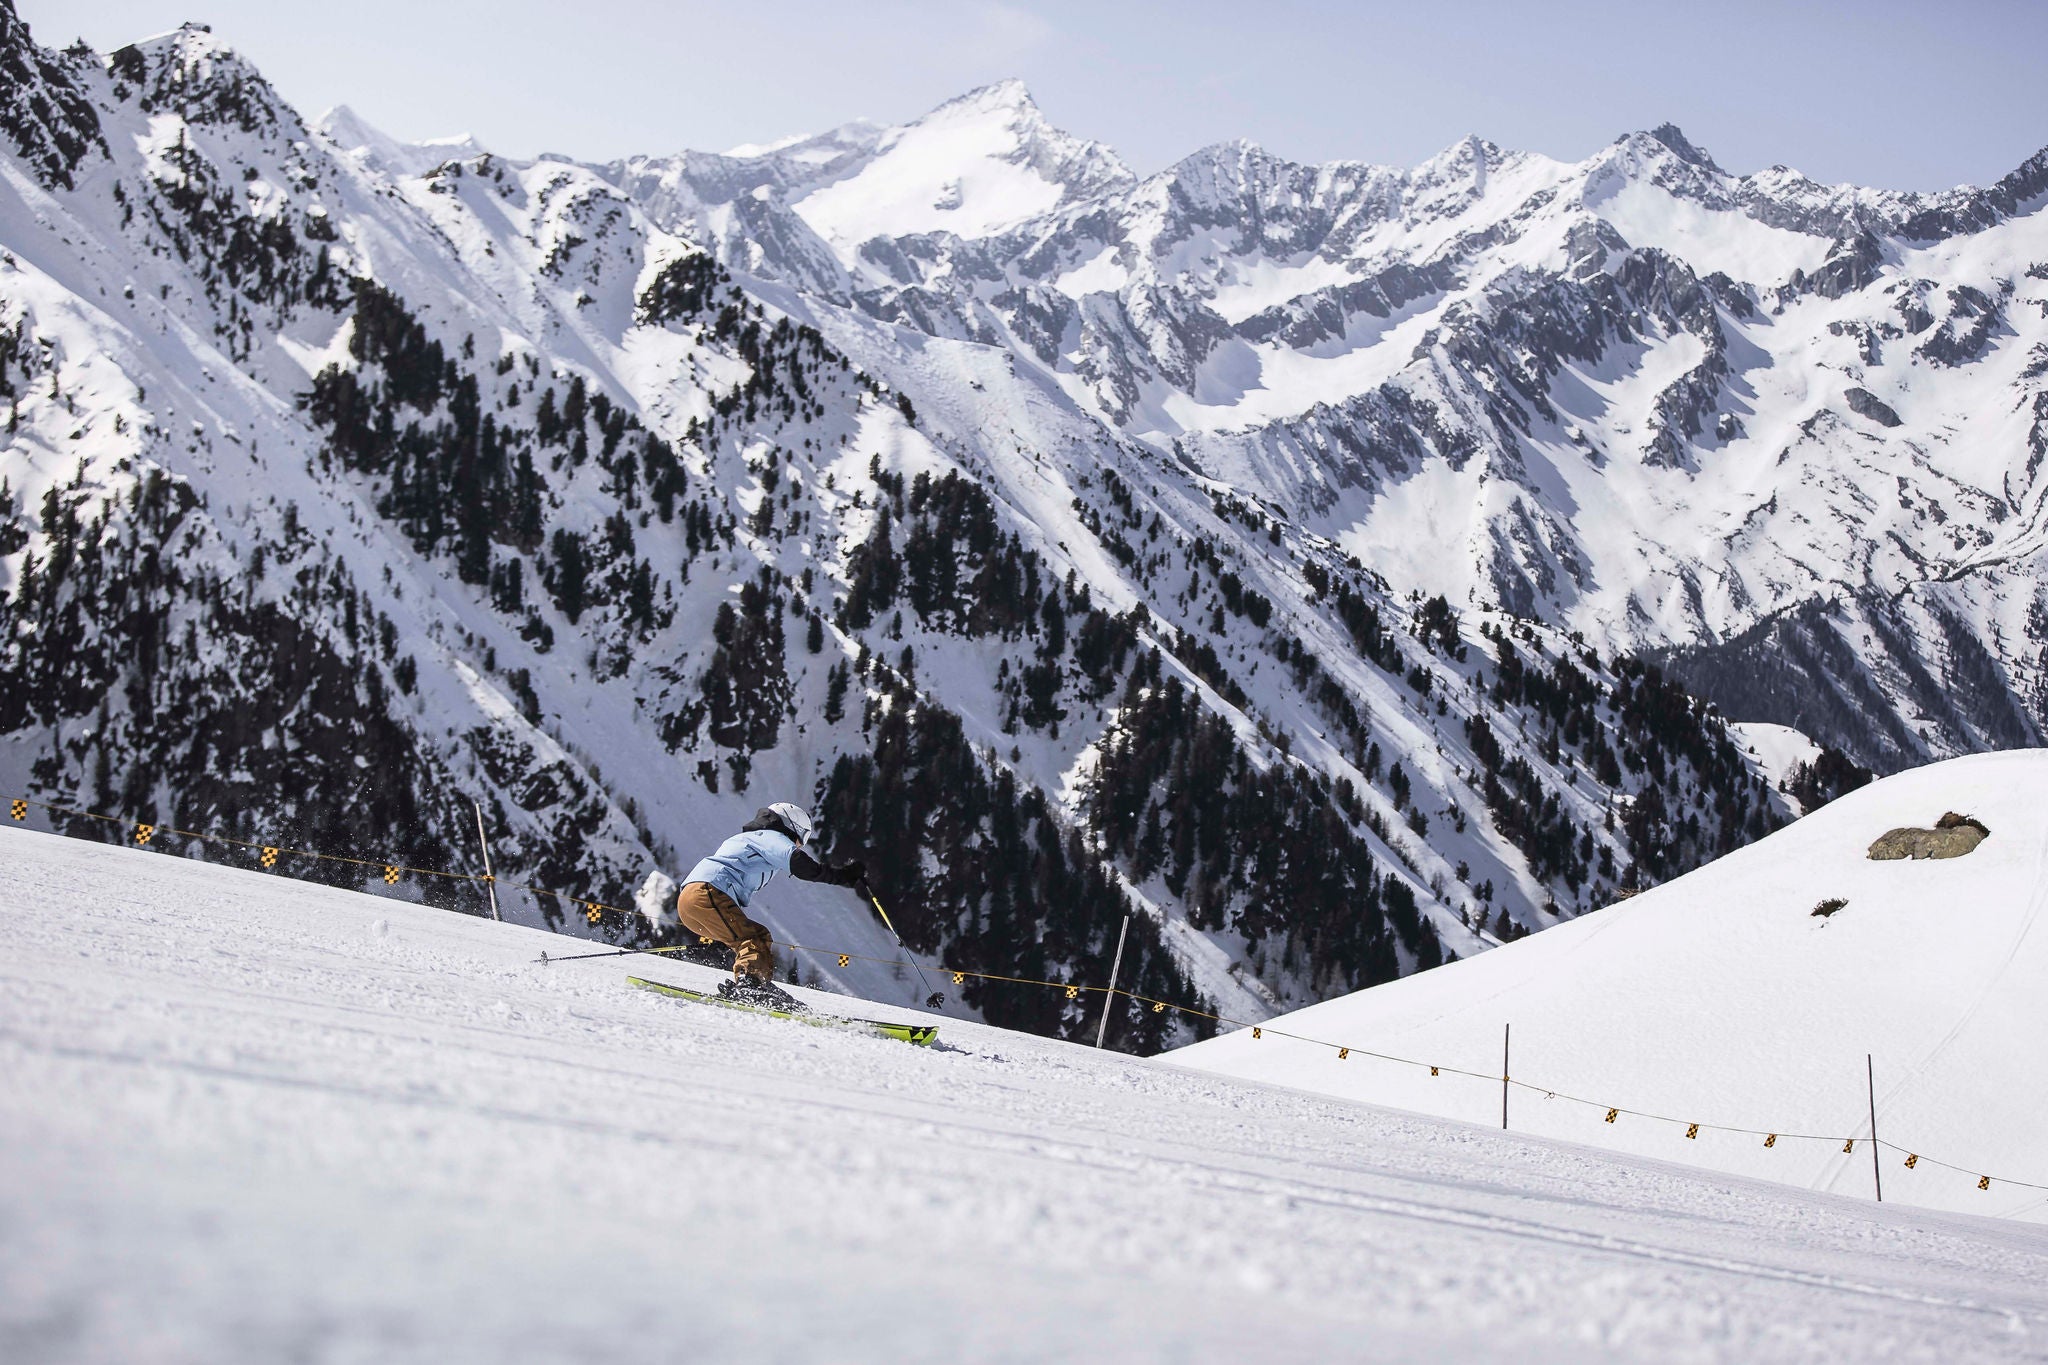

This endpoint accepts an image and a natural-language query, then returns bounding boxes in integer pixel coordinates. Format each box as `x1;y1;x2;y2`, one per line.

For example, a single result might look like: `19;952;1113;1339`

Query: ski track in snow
3;826;2045;1364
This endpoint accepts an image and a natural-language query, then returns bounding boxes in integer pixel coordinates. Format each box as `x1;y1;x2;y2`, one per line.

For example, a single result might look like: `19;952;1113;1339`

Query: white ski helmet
767;802;814;843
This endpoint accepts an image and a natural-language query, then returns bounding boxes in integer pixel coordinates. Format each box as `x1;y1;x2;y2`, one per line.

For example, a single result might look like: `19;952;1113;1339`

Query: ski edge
627;975;939;1047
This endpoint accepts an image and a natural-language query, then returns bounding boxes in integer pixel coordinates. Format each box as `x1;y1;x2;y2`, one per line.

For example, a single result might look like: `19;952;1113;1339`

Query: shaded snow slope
1177;751;2048;1221
4;825;2047;1363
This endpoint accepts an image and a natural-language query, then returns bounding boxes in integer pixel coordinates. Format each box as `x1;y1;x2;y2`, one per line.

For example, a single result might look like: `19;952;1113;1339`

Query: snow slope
3;825;2047;1363
790;80;1131;263
1728;721;1825;797
1177;751;2048;1222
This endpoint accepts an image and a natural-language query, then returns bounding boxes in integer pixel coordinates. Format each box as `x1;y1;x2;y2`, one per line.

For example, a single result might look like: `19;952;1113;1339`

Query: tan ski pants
676;881;774;982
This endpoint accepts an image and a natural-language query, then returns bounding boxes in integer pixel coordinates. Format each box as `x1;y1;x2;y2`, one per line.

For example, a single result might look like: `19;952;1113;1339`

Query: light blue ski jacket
684;828;798;908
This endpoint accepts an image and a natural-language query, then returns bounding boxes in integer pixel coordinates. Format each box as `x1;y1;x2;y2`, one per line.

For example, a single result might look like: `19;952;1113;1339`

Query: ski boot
718;974;809;1013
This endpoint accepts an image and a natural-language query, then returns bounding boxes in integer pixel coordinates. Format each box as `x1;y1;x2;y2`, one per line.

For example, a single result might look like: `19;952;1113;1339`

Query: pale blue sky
25;0;2048;190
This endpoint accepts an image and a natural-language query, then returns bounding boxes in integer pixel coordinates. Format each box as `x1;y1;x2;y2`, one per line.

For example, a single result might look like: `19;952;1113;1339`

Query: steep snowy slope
4;823;2047;1363
1178;750;2048;1221
0;4;1807;1038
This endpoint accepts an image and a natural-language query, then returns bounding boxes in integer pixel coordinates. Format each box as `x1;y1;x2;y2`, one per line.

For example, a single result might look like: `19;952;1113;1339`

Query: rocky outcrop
1867;812;1990;860
0;0;103;190
1844;387;1902;427
1916;285;2005;367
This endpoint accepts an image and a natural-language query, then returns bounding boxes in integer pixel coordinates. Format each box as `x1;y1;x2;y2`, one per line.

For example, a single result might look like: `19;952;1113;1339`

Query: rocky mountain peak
939;76;1038;117
1645;122;1719;171
109;18;296;137
904;77;1136;201
1158;138;1298;198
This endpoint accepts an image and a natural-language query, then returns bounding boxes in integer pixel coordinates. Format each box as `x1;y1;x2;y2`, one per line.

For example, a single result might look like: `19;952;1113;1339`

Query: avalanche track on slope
1177;750;2048;1222
2;825;2045;1363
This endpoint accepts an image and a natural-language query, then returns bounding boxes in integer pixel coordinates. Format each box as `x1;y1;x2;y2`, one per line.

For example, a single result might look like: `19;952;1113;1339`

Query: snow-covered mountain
615;89;2048;774
315;103;486;180
0;5;1947;1040
1179;750;2048;1220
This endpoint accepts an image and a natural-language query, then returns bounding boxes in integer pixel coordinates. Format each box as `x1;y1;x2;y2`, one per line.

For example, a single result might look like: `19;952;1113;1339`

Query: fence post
473;800;501;922
1867;1053;1883;1203
1502;1023;1510;1130
1094;914;1131;1049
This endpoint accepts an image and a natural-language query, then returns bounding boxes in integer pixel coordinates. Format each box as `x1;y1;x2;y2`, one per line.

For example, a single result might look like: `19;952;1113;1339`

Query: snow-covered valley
4;823;2045;1363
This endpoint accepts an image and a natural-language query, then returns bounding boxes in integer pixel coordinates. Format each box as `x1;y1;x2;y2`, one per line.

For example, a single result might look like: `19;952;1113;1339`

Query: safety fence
7;792;2043;1210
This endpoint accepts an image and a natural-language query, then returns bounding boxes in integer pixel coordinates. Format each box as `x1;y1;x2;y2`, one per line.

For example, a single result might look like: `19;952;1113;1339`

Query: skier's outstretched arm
789;848;865;888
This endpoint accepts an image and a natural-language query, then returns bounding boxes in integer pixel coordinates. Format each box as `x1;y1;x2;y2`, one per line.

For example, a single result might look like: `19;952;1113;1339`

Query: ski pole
534;944;694;965
865;887;945;1009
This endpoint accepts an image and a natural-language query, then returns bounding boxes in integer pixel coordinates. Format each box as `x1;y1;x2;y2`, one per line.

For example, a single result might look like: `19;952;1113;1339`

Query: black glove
835;859;867;888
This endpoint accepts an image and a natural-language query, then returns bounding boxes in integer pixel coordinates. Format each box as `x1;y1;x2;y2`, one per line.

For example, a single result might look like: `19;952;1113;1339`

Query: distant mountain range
1;2;2034;1040
584;76;2048;771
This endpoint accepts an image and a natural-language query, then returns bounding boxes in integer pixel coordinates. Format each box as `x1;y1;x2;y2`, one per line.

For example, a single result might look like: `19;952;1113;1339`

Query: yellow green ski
627;976;939;1047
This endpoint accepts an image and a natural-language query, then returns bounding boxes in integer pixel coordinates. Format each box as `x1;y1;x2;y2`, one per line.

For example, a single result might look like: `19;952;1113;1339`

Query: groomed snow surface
4;818;2046;1362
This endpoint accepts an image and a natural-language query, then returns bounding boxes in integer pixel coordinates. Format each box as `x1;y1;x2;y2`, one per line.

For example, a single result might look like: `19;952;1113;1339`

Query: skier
676;802;867;1010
